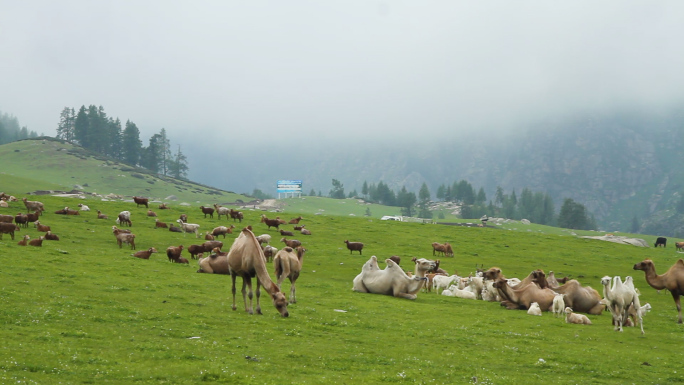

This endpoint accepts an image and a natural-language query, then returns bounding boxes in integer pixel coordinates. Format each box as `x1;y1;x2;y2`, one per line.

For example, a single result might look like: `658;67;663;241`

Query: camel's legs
673;292;682;324
255;280;262;315
289;279;296;304
243;277;253;314
230;274;238;311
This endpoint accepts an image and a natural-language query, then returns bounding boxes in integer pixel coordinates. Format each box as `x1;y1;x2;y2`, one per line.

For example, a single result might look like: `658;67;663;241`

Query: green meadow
1;143;684;384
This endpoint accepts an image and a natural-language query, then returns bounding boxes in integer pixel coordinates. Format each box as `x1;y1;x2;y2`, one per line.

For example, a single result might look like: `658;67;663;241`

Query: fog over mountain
2;2;684;230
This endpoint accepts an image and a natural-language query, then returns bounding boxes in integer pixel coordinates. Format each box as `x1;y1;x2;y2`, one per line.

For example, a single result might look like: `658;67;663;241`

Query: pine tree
418;183;432;218
121;120;143;166
56;107;76;142
169;145;189;179
73;105;89;147
558;198;593;230
361;181;369;199
329;179;345;199
141;133;162;173
158;128;172;176
107;118;123;160
630;215;640;233
397;186;416;217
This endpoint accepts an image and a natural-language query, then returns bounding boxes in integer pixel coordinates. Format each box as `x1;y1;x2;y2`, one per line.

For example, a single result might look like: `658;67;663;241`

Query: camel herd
350;254;684;333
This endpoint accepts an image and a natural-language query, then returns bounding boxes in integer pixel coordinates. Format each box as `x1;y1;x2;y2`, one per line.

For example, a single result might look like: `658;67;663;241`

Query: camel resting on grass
353;256;428;300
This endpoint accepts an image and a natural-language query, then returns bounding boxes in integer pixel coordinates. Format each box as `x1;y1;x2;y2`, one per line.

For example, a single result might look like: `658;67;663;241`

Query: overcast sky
2;1;684;147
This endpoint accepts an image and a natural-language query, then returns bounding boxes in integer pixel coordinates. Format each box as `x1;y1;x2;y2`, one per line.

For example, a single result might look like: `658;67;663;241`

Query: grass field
2;172;684;383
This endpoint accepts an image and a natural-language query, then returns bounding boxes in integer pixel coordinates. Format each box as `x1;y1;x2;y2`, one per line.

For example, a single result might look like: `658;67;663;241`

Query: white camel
601;275;643;334
352;256;435;300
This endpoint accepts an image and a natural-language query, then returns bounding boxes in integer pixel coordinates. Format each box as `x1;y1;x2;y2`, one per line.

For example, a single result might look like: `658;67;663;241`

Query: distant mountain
189;108;684;235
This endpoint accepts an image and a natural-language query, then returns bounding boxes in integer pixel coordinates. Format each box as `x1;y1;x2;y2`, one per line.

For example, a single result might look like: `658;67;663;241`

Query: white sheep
433;275;459;293
441;289;454;297
78;203;90;211
565;307;592;325
552;293;566;317
176;219;200;238
527;302;542;316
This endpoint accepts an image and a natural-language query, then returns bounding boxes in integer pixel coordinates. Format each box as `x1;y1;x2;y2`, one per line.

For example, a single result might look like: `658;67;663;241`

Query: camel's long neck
498;282;518;302
248;233;278;294
643;268;666;290
415;266;429;278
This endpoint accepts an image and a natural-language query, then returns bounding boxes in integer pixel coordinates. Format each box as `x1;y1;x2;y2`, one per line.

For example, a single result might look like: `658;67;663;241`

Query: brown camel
634;259;684;324
273;246;306;304
492;277;556;311
533;271;605;315
227;228;289;317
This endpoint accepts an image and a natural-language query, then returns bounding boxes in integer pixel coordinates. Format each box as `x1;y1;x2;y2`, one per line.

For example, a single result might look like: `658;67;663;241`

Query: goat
213;204;230;220
676;242;684;252
166;245;184;262
34;220;50;232
261;215;281;230
300;228;312;235
115;232;136;250
176;219;200;238
202;240;223;253
65;208;80;215
445;284;477;299
117;211;132;227
344;240;364;255
263;245;278;262
199;205;215;218
0;215;12;223
552;293;566;317
22;197;44;215
78;203;90;211
133;196;149;208
279;229;294;236
0;223;20;240
288;216;303;224
527;302;542;316
54;207;69;215
204;232;215;240
14;213;28;228
169;225;183;233
132;247;158;259
256;234;272;245
565;307;592;324
281;237;302;248
158;203;170;209
17;234;30;246
147;210;157;217
26;211;40;224
179;213;188;222
229;209;243;222
211;225;234;238
45;231;60;241
0;200;7;208
28;236;44;247
155;219;168;228
97;210;108;219
188;244;207;259
432;274;459;293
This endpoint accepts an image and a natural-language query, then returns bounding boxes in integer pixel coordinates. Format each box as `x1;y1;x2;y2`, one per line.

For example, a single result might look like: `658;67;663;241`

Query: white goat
116;211;131;225
565;307;592;325
527;302;542;316
256;234;272;245
176;219;201;238
465;276;484;299
481;281;500;302
446;285;477;300
433;275;459;293
552;293;566;317
78;203;90;211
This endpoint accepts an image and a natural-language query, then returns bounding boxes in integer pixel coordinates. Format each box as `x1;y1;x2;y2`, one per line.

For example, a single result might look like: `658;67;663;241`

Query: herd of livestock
2;192;684;330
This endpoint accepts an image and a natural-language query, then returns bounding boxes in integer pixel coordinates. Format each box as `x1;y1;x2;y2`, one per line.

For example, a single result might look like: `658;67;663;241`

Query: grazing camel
492;277;556;311
634;258;684;324
601;276;643;334
273;246;306;304
226;228;289;317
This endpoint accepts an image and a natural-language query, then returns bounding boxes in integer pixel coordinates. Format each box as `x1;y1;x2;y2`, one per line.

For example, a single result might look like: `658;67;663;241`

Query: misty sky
2;1;684;149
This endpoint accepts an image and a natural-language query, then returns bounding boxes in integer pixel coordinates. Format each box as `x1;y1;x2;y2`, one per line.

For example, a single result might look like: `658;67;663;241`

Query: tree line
55;106;188;179
324;178;596;230
0;110;39;145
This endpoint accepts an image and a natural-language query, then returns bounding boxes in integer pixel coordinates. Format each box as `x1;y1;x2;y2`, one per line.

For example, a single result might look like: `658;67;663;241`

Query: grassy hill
2;140;684;383
0;138;244;204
